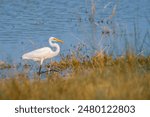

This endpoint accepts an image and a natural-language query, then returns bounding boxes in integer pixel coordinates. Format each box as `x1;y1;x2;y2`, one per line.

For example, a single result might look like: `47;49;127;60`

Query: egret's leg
38;65;42;74
38;59;44;74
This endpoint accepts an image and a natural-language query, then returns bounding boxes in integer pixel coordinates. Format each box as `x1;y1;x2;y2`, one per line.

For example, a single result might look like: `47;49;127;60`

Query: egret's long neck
49;39;60;56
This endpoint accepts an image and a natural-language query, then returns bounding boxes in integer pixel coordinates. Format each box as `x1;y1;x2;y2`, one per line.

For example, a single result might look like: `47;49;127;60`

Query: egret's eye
53;38;57;41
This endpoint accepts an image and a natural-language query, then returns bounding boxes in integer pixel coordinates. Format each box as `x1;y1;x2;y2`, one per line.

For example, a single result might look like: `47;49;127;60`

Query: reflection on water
0;0;150;78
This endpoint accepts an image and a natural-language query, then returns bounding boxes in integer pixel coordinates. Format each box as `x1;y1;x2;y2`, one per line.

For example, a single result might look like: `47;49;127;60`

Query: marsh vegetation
0;53;150;99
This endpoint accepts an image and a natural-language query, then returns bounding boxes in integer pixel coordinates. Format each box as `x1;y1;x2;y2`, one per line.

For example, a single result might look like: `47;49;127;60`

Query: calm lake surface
0;0;150;64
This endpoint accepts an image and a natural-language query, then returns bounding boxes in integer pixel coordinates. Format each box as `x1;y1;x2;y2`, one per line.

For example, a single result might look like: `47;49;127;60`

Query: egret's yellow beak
54;38;64;43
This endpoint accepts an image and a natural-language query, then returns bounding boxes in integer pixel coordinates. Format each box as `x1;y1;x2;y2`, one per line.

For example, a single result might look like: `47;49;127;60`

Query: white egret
22;37;64;74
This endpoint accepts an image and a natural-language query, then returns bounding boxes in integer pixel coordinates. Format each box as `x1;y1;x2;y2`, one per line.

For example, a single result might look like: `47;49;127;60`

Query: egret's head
49;37;64;43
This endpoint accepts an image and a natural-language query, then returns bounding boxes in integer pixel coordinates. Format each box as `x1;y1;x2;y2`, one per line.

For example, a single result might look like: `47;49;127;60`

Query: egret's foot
37;71;47;75
37;68;60;75
37;71;41;75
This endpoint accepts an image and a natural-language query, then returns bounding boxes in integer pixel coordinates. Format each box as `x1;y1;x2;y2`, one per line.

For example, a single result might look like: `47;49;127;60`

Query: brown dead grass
0;53;150;100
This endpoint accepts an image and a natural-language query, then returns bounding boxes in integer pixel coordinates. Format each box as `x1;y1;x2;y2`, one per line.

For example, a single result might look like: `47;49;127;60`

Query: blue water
0;0;150;64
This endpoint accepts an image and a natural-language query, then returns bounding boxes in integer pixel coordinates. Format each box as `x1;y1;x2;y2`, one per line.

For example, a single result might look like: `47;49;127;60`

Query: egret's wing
22;47;52;60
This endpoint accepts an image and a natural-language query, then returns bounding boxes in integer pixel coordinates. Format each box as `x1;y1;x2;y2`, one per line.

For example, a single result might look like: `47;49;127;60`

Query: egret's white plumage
22;37;63;74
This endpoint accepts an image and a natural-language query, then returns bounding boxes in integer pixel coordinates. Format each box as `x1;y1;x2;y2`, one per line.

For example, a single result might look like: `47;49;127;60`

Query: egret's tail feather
22;54;30;60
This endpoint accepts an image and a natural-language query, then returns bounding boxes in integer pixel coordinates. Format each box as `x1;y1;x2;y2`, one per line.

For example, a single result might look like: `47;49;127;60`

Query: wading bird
22;37;64;74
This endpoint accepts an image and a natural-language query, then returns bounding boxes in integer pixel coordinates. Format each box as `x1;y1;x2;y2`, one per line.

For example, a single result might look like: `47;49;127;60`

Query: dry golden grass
0;53;150;100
